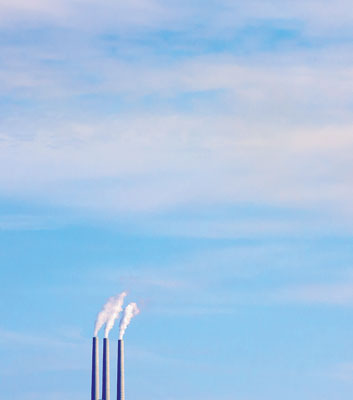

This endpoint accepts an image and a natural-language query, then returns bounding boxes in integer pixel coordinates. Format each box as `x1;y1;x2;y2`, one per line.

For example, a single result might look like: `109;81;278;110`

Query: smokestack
102;338;110;400
91;337;99;400
117;339;125;400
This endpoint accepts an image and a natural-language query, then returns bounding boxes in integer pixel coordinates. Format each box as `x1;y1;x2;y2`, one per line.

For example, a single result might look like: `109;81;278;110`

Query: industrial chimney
102;338;110;400
117;339;125;400
91;337;99;400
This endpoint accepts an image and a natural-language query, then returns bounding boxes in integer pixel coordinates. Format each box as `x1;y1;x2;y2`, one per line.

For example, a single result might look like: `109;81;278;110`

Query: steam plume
119;302;140;339
104;292;127;338
94;292;127;337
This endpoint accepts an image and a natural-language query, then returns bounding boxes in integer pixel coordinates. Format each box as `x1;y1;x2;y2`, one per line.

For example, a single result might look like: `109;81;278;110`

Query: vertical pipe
91;337;99;400
102;338;110;400
117;339;125;400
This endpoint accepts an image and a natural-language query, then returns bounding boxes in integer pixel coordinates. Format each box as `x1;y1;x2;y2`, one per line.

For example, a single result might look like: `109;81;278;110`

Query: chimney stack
117;339;125;400
91;337;99;400
102;338;110;400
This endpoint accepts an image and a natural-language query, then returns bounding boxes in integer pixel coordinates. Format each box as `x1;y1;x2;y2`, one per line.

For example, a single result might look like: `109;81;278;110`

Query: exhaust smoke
119;302;140;340
104;292;127;338
93;292;127;337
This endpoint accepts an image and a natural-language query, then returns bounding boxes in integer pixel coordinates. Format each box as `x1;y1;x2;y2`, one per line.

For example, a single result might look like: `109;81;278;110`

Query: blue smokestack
102;338;110;400
91;337;99;400
117;339;124;400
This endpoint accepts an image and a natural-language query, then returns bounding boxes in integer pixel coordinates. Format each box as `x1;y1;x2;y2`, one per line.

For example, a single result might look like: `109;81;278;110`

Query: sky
1;0;353;399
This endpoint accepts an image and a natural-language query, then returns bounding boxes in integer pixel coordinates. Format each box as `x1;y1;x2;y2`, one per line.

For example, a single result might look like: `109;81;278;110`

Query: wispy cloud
1;113;353;221
0;328;89;377
275;282;353;306
0;0;179;30
2;0;353;34
0;327;85;348
0;214;68;230
330;362;353;382
0;0;352;226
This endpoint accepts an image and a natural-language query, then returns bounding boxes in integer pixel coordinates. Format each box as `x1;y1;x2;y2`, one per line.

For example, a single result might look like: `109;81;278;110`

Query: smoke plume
119;302;140;339
94;292;127;337
104;292;127;338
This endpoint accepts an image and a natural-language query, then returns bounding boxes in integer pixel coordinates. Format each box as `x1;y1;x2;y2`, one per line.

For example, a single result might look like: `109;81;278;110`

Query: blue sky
1;1;353;399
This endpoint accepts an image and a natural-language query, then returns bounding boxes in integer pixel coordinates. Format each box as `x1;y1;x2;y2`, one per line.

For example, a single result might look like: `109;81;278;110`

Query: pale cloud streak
1;0;353;227
275;282;353;306
0;0;178;30
1;0;353;34
1;112;353;219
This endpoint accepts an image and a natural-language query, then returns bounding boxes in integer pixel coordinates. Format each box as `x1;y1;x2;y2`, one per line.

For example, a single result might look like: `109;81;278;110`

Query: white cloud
1;0;353;34
1;110;353;220
0;0;178;30
0;327;84;348
1;2;353;225
275;282;353;306
331;362;353;382
0;214;67;230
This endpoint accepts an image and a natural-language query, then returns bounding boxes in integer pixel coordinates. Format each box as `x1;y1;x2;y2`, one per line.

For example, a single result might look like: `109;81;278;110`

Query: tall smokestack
91;337;99;400
117;339;125;400
102;338;110;400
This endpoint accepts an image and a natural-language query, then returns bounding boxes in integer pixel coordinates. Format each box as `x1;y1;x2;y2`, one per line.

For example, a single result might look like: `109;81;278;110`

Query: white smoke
94;292;127;337
104;292;127;338
119;302;140;339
